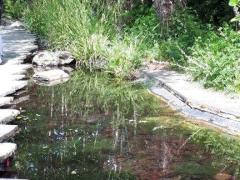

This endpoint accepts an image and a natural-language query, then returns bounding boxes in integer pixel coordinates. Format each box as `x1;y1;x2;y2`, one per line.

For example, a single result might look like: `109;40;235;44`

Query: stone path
0;21;37;161
142;69;240;135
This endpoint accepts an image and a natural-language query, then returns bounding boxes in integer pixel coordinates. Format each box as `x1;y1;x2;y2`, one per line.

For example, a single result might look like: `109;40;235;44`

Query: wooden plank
0;143;17;161
0;109;20;124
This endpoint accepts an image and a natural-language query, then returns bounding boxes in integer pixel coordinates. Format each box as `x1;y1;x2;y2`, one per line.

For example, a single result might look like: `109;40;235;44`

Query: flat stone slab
0;65;31;75
0;81;28;97
143;69;240;120
142;69;240;135
12;95;30;105
0;179;28;180
33;69;69;86
150;86;240;135
0;109;20;124
0;125;18;142
0;143;17;161
0;97;13;107
0;75;26;81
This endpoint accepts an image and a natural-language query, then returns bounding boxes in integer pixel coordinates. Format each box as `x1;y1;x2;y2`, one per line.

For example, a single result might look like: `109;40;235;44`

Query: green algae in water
2;71;240;179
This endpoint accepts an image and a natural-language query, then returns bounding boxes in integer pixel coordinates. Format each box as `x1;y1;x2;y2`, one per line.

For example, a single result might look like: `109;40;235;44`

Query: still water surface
0;71;237;179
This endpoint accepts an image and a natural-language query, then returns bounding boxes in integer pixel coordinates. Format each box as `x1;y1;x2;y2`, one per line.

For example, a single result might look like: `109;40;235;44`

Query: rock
0;143;17;161
33;50;75;66
0;64;31;75
0;97;14;107
9;21;24;28
33;69;70;86
0;81;28;97
33;65;74;74
0;109;20;124
12;95;30;105
0;125;18;142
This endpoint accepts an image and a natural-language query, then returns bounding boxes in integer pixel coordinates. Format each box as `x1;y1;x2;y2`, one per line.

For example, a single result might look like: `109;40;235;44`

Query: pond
0;71;239;180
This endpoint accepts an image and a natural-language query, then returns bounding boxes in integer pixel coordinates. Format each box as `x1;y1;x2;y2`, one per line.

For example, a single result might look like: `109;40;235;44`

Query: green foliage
19;0;240;91
4;0;27;19
124;8;162;61
158;9;240;91
229;0;240;6
24;0;151;78
185;26;240;90
160;9;205;66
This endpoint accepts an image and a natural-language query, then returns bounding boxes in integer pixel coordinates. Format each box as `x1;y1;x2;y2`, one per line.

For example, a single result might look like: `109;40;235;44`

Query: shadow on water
1;71;239;179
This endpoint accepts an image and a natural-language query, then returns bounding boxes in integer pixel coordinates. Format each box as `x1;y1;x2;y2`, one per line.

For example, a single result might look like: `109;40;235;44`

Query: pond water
0;71;238;179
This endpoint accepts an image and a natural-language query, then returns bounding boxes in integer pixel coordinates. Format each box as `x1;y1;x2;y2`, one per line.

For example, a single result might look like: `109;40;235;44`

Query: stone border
142;70;240;135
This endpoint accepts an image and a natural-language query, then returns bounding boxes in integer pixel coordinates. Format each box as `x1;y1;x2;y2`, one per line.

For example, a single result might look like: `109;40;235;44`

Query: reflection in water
0;71;236;179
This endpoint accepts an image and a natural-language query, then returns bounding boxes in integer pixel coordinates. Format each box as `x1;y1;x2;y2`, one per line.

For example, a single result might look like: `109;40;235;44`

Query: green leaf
231;15;240;22
229;0;240;6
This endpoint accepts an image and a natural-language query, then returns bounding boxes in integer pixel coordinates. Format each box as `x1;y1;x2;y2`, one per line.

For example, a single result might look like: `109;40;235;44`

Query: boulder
33;51;75;66
33;69;70;86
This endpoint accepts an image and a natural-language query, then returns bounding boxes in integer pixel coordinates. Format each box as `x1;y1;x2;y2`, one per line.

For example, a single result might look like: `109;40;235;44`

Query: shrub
186;26;240;90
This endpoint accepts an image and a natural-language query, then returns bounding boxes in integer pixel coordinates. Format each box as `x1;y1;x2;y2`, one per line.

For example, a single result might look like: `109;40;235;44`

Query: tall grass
24;0;144;77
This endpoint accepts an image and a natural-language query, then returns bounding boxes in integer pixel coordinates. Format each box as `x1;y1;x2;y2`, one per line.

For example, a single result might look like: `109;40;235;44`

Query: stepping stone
0;75;26;81
0;143;17;161
12;95;30;105
0;81;28;97
33;69;69;86
0;109;20;124
0;65;31;75
0;97;13;107
0;179;28;180
0;125;18;142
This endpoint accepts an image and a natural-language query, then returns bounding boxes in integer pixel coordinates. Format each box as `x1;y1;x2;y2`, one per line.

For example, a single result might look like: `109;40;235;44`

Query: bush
186;26;240;90
188;0;235;25
158;9;240;91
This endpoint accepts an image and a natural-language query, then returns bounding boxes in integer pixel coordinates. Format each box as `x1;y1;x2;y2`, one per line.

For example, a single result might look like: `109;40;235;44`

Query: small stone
71;170;77;175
